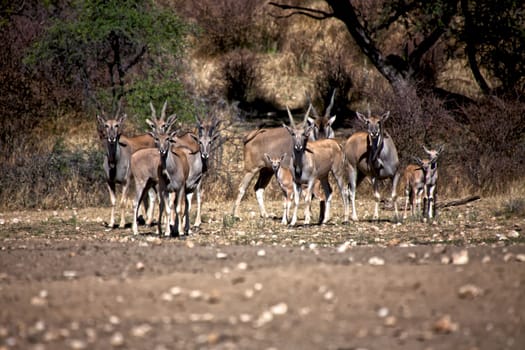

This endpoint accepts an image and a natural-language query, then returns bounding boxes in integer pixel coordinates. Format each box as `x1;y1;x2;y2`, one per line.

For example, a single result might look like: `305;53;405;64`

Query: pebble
270;302;288;315
368;256;385;265
458;284;483;299
434;315;459;333
216;252;228;259
110;332;124;347
452;250;469;265
131;324;152;337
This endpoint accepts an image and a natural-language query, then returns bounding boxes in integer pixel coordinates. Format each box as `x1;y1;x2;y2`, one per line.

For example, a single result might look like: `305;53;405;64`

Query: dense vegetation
0;0;524;210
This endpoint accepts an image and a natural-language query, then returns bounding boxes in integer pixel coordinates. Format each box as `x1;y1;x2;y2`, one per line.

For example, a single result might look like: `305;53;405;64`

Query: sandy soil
0;197;524;350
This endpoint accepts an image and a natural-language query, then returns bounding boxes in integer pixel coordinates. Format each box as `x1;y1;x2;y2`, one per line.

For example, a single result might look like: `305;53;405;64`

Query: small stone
323;290;335;301
482;255;491;264
384;316;397;327
434;315;459;333
257;249;266;257
0;326;8;338
216;252;228;259
452;250;469;265
254;311;273;328
237;262;248;270
170;286;182;296
368;256;385;265
110;332;124;347
508;230;520;238
244;289;254;299
337;241;351;253
135;262;145;271
109;315;120;325
515;254;525;262
69;339;87;349
161;292;173;302
189;290;203;300
377;307;389;318
458;284;483;299
239;313;252;323
31;296;47;307
131;324;152;338
441;255;451;264
270;303;288;315
63;270;77;279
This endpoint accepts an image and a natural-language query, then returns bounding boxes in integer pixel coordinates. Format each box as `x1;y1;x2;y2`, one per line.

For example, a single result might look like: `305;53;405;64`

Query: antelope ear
307;117;315;126
189;133;199;142
118;114;127;124
264;153;271;162
328;115;336;126
381;111;391;122
283;124;293;135
145;118;155;129
96;114;106;125
356;111;367;123
304;125;314;138
280;153;287;162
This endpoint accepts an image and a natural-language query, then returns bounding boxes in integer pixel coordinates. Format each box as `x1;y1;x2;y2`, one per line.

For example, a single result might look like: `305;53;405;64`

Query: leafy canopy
25;0;195;123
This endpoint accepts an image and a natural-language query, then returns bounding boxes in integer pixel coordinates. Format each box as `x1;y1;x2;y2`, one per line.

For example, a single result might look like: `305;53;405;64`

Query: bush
219;49;260;104
0;140;106;210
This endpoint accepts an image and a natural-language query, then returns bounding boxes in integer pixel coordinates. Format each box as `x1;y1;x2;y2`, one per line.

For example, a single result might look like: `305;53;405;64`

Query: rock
384;316;397;327
458;284;483;299
433;315;459;333
110;332;124;347
69;339;87;349
270;302;288;315
377;307;389;318
368;256;385;265
515;254;525;262
452;250;469;265
131;324;152;338
216;252;228;259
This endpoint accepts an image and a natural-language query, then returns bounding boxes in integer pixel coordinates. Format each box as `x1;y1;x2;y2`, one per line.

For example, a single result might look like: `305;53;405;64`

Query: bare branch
268;2;334;20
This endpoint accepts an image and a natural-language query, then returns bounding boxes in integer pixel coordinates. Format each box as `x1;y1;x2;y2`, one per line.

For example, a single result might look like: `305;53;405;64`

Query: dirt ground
0;196;524;350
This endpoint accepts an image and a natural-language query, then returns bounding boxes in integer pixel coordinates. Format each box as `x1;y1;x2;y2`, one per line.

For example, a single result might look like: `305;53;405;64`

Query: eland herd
96;93;442;237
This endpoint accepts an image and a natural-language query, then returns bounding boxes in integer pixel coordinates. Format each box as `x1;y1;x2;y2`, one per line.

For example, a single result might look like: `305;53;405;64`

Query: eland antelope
154;130;190;237
232;95;337;219
343;109;400;221
172;114;221;229
130;101;178;235
284;106;349;225
96;110;157;228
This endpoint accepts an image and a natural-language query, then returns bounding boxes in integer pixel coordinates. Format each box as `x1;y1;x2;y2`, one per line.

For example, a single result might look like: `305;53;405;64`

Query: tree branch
268;2;334;20
122;45;147;74
461;0;491;94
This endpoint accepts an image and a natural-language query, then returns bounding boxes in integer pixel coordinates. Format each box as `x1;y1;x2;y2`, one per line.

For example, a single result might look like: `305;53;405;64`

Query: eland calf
343;109;400;221
264;153;326;224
